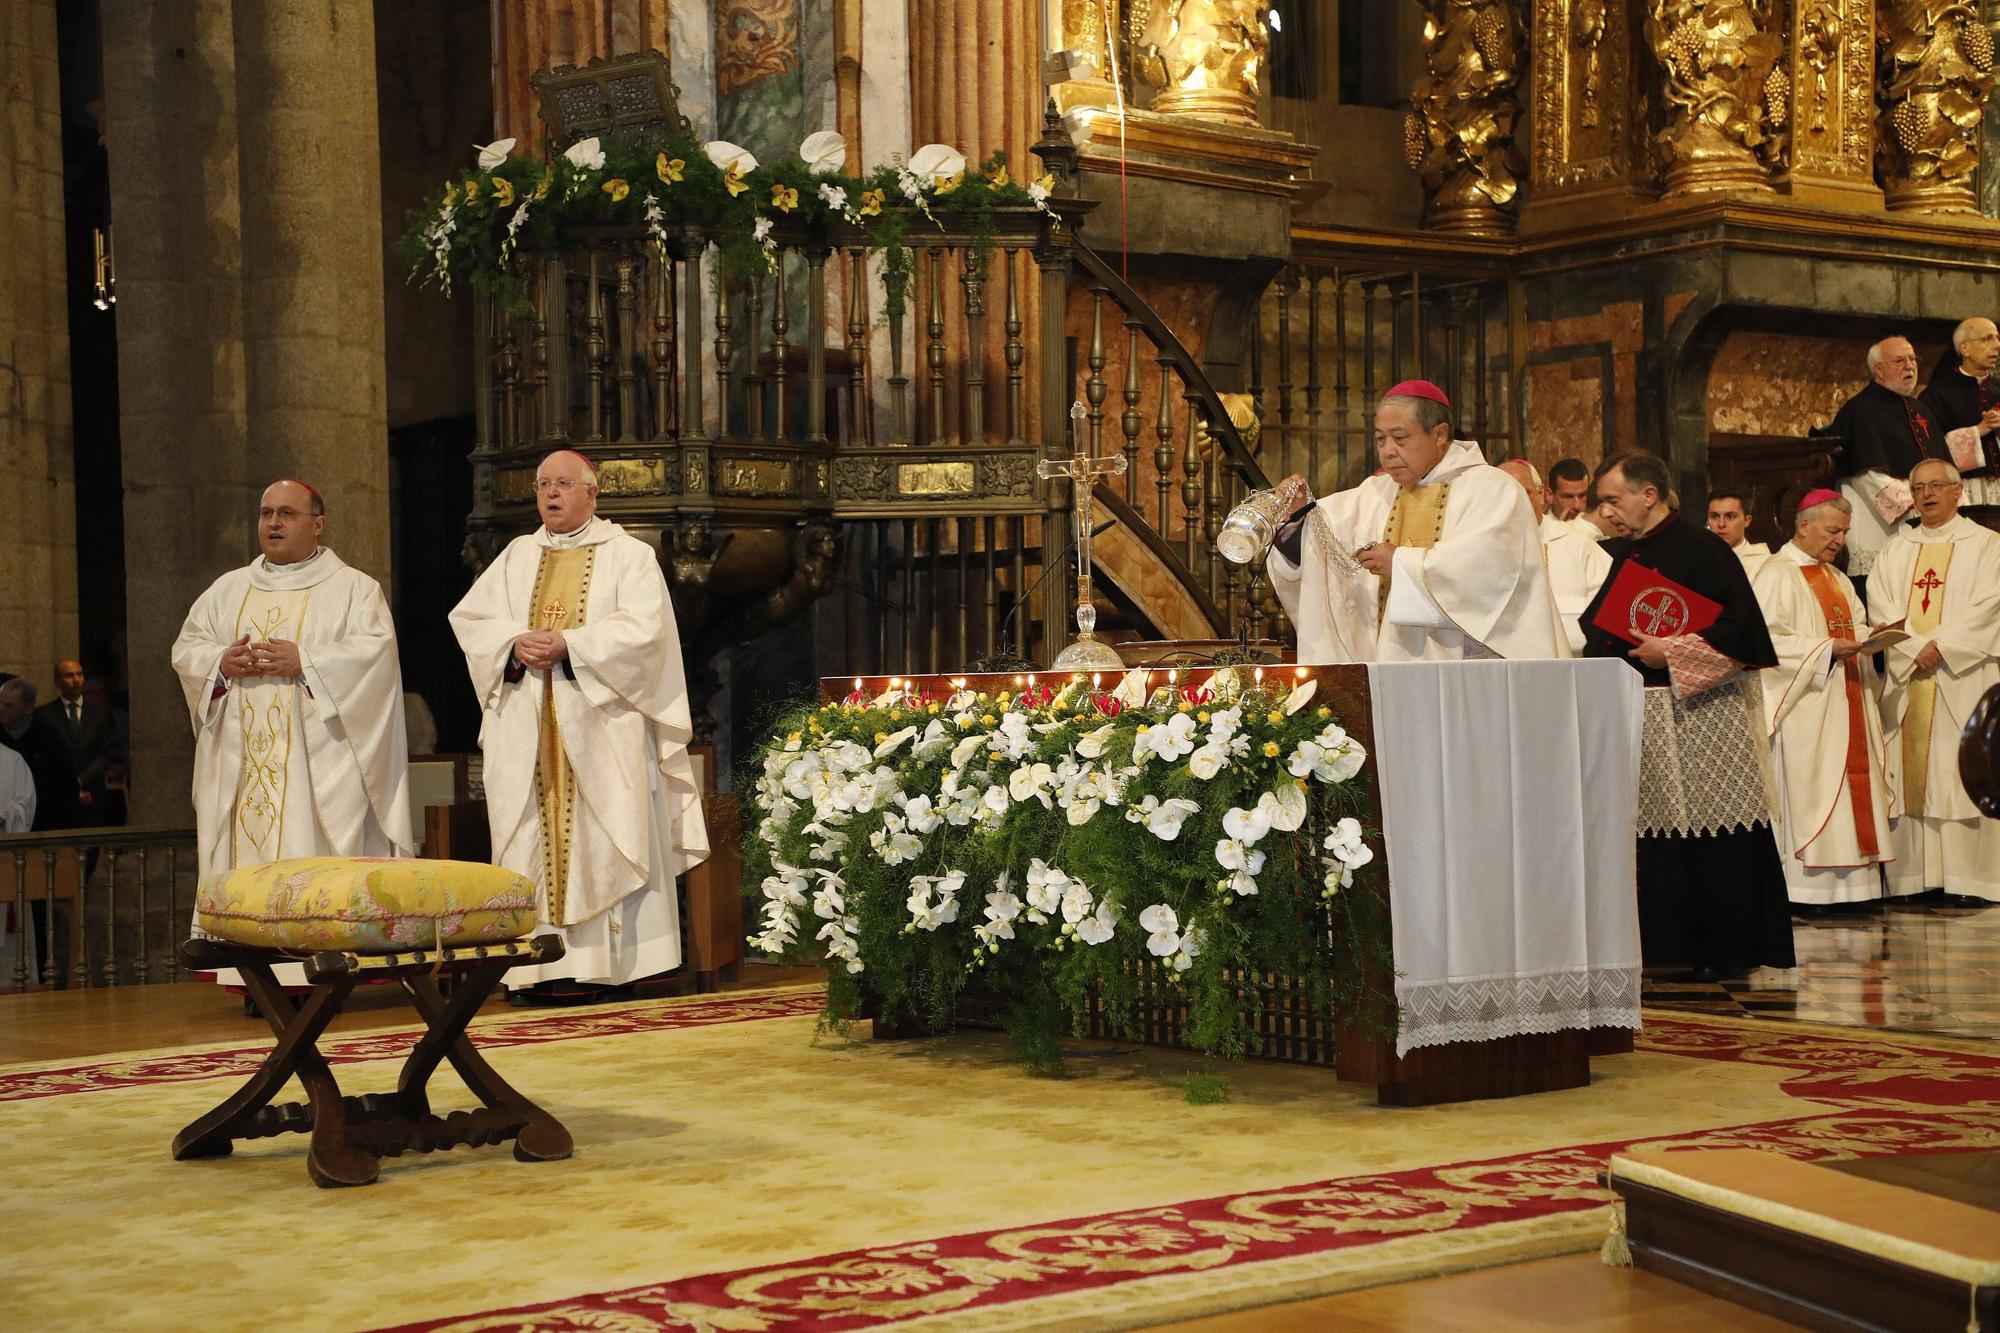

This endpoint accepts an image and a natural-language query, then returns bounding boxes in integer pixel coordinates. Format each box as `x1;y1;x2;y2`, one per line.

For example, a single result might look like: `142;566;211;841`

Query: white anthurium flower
1064;792;1102;827
1009;762;1056;805
1112;668;1152;708
1077;899;1119;945
950;733;986;767
1187;743;1228;781
781;733;803;752
914;719;951;759
1075;723;1118;759
1060;878;1094;923
1208;667;1243;701
800;129;848;174
947;690;978;711
1321;740;1366;782
1145;796;1201;841
1260;782;1308;832
909;142;968;185
563;137;606;171
475;137;516;170
1284;677;1318;714
1221;804;1273;846
704;139;759;176
875;725;919;758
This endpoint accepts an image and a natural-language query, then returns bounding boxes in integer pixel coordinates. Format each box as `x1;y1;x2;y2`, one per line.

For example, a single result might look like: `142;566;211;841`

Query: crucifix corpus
1037;400;1129;670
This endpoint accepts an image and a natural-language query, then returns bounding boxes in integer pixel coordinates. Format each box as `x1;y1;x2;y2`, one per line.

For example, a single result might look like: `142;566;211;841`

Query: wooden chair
174;934;573;1187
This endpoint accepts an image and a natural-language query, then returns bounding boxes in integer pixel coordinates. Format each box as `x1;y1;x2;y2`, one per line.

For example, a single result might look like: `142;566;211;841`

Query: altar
768;657;1645;1106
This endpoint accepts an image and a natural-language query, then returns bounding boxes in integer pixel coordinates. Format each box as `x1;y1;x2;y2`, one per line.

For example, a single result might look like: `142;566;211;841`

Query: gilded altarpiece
1773;0;1881;208
1524;0;1653;227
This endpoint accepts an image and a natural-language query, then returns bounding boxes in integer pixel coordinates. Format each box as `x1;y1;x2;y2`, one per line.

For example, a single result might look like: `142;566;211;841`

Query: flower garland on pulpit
744;668;1390;1083
393;127;1055;313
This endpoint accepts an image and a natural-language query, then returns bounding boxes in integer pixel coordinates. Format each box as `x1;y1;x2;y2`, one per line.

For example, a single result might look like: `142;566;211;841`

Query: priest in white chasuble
1750;490;1897;907
172;480;414;886
1502;457;1611;654
1267;380;1568;662
449;450;709;992
1581;451;1794;982
1865;460;2000;905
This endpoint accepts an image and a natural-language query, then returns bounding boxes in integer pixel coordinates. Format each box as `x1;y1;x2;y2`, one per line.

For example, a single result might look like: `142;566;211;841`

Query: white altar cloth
1364;659;1645;1056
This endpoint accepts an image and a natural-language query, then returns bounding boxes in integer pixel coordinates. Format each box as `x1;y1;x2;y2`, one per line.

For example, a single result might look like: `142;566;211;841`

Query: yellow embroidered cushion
193;857;538;953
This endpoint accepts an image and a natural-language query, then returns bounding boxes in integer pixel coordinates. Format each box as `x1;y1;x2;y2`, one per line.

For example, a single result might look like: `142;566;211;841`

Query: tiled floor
1645;896;2000;1040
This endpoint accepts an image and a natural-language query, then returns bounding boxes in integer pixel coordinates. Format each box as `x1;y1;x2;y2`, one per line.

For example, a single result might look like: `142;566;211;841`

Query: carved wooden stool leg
172;961;351;1162
405;966;574;1163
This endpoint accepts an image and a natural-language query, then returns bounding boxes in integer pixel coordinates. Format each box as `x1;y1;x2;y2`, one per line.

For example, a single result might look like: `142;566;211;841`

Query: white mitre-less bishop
450;511;710;986
172;547;414;882
1751;518;1896;906
1865;478;2000;902
1269;439;1568;662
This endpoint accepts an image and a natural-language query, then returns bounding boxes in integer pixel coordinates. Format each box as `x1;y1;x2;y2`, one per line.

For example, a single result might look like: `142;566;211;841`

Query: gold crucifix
1036;400;1128;670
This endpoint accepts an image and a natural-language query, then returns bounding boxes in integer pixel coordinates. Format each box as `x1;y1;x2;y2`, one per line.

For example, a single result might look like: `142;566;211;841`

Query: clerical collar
1959;365;1989;383
261;546;324;574
1631;507;1676;542
544;517;600;547
1915;515;1963;538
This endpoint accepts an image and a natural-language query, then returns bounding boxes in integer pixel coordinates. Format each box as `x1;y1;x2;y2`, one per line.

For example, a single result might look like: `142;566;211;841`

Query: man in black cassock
1920;316;2000;506
1819;336;1949;595
1583;451;1795;983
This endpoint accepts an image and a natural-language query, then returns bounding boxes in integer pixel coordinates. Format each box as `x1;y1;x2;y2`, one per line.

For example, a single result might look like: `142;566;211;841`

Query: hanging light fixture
92;225;116;311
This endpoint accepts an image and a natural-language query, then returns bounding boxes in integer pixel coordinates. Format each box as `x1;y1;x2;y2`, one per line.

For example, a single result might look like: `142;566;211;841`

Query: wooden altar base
1607;1149;2000;1332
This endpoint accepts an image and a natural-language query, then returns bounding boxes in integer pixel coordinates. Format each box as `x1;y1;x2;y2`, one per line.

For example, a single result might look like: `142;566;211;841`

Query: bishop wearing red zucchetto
1266;380;1568;662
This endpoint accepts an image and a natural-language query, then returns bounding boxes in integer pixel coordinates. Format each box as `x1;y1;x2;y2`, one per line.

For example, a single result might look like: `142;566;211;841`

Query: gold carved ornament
1644;0;1786;196
1405;1;1525;237
1877;1;1997;213
1135;0;1270;127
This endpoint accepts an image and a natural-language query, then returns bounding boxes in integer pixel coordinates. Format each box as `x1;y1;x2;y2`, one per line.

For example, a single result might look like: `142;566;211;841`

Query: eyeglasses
1910;481;1961;494
536;477;584;494
259;507;308;521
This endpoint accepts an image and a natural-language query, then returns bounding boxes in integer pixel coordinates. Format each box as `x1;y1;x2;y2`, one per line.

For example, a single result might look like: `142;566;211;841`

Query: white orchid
799;129;849;174
563;137;605;171
811;882;846;919
1009;761;1057;806
760;863;809;907
1208;707;1244;742
1221;804;1273;846
1059;878;1094;924
1222;869;1260;897
1172;926;1205;972
1135;712;1198;765
875;725;918;758
1324;817;1372;865
984;887;1023;929
1214;839;1267;875
1137;795;1200;841
475;137;517;171
1076;899;1119;946
909;142;967;187
818;181;849;214
1259;782;1308;832
1024;859;1069;919
1140;903;1181;957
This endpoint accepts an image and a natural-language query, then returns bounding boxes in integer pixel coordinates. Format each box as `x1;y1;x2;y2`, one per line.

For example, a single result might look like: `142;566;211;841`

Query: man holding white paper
1920;316;2000;506
1750;490;1901;907
1821;337;1950;592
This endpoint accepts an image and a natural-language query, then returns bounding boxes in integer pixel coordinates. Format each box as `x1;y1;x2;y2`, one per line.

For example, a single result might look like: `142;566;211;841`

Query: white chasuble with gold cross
1866;515;2000;900
449;517;710;986
172;548;415;887
1268;439;1569;663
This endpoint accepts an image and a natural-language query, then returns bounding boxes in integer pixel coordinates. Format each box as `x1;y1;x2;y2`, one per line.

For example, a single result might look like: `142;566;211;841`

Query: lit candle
1091;672;1102;689
1014;674;1025;686
853;677;863;691
1296;666;1309;679
1028;674;1037;688
1254;666;1265;685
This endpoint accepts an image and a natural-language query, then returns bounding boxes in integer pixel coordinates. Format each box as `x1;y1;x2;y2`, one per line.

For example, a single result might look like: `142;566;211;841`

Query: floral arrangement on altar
744;666;1390;1081
394;125;1056;311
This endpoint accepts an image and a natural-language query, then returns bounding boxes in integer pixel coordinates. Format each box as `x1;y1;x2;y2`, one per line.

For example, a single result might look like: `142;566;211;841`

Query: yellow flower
724;166;750;197
785;731;801;744
1033;171;1056;194
1262;741;1281;758
933;170;964;195
1316;706;1332;719
1178;702;1192;714
462;178;480;203
976;691;989;702
981;714;997;726
532;170;553;201
987;163;1011;188
770;183;799;211
1197;710;1211;724
494;177;517;208
857;188;884;217
440;181;460;206
874;731;889;744
1267;709;1285;726
928;702;940;714
657;153;685;184
602;178;630;202
1136;724;1151;735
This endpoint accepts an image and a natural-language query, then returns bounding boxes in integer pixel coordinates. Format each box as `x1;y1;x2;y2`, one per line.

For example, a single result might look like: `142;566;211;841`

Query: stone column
1522;0;1653;231
232;1;390;580
104;0;252;824
0;0;77;686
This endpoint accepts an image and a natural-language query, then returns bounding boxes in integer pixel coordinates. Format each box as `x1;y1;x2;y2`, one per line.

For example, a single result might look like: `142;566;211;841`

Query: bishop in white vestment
449;450;709;989
1750;491;1897;906
172;481;414;885
1268;381;1568;663
1865;460;2000;904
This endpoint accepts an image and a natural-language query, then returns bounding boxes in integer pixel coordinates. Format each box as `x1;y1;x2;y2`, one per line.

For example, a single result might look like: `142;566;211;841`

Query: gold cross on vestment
1036;401;1128;669
539;599;567;629
1914;569;1943;614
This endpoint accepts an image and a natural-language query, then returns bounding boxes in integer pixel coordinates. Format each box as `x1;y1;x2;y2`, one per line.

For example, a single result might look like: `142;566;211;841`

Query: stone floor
1645;896;2000;1040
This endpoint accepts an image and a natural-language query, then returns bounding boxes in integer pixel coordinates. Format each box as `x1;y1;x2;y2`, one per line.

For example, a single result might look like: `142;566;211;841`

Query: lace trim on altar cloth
1394;966;1642;1057
1637;675;1780;837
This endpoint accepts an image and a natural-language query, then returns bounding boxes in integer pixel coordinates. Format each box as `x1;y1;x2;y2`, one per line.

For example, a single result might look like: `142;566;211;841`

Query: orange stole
1799;563;1879;859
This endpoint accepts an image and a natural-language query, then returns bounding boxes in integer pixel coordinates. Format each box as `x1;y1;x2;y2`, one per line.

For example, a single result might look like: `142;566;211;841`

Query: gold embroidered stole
1800;563;1879;858
1378;482;1452;622
530;546;595;922
231;585;312;864
1899;540;1954;817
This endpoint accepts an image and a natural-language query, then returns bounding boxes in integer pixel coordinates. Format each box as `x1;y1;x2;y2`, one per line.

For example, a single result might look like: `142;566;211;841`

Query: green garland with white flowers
744;669;1392;1085
394;125;1056;313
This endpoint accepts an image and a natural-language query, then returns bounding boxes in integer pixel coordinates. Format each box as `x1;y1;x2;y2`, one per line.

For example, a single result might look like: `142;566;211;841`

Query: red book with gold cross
1590;559;1724;647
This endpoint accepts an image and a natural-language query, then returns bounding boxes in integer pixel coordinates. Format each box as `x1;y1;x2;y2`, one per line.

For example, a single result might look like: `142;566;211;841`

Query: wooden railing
2;826;199;991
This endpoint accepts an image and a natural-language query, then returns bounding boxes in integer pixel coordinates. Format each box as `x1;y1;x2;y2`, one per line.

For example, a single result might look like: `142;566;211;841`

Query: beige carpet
3;989;1997;1332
